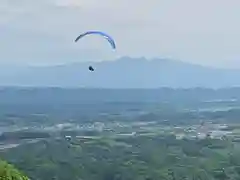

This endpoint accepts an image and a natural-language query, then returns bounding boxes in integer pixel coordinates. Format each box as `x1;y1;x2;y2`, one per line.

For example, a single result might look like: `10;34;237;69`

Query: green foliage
0;160;29;180
0;135;240;180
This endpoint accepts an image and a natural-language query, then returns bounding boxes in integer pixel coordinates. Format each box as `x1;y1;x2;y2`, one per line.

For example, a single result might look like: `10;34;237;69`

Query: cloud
54;0;82;7
0;0;240;67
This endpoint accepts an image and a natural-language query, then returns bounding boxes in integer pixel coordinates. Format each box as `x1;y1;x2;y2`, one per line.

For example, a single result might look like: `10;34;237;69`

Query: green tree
0;160;29;180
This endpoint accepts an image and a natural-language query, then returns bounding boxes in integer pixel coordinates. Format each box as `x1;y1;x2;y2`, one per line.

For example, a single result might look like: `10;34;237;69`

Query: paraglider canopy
88;66;94;71
75;31;116;49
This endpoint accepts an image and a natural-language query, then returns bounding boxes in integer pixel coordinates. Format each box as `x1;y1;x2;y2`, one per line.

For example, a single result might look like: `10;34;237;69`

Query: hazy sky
0;0;240;68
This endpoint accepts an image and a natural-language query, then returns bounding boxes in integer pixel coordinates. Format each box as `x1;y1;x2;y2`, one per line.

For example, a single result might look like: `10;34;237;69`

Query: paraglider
75;31;116;71
75;31;116;50
88;66;94;71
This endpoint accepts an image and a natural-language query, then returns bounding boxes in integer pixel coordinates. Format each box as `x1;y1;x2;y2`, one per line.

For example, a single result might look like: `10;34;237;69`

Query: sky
0;0;240;68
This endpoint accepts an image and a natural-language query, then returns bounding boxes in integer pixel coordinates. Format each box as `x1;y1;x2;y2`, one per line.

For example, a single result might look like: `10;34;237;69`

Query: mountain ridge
0;57;239;88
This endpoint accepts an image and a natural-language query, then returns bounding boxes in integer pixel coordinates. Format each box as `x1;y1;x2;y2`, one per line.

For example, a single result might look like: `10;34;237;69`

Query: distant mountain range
0;57;240;88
